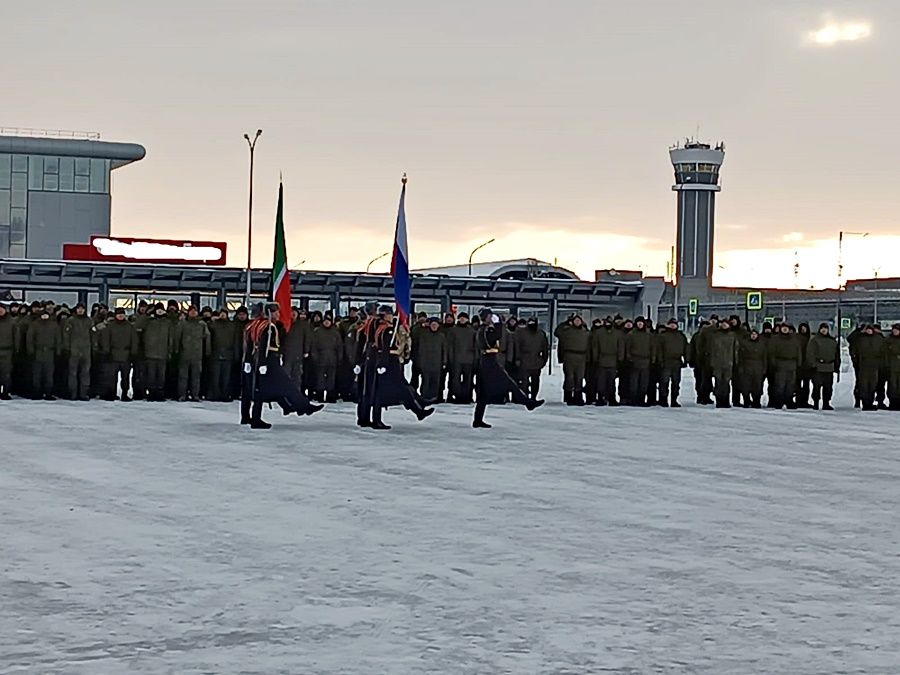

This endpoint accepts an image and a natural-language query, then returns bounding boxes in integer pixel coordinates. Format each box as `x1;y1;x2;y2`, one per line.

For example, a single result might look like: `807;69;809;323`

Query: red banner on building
63;236;228;266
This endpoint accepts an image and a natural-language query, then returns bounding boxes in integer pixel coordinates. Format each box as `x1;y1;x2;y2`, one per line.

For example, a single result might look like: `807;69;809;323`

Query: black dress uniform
473;309;543;428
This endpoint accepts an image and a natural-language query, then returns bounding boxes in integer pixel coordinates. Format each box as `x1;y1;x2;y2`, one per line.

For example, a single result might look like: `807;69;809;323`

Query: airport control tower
670;140;725;292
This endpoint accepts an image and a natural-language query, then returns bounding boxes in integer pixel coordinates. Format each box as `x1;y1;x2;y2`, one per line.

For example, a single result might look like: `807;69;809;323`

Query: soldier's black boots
525;399;545;412
472;420;492;429
371;422;391;430
416;408;434;422
250;419;272;429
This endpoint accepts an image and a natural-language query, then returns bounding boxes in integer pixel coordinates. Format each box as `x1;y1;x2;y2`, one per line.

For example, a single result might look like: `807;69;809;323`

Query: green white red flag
270;181;293;332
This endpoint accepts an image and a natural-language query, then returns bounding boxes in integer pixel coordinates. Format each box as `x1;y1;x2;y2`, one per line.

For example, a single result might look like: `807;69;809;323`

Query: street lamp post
836;230;868;382
243;129;262;306
468;238;496;276
366;251;390;273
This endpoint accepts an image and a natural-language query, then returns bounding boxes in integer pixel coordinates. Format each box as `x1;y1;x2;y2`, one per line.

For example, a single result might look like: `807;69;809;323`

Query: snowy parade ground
2;373;900;673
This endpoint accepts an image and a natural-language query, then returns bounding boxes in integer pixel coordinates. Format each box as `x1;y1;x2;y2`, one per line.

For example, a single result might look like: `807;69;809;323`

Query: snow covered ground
2;372;900;673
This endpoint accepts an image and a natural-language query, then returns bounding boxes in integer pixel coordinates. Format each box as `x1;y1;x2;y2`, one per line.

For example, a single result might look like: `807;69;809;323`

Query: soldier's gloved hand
377;367;386;375
353;365;361;375
243;363;252;374
259;366;268;375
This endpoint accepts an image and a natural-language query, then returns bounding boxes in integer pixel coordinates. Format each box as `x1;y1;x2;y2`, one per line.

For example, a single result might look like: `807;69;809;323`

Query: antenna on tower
793;250;800;289
696;122;701;141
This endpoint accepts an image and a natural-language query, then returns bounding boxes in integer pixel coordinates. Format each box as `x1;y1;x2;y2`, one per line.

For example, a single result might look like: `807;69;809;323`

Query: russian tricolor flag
391;174;411;327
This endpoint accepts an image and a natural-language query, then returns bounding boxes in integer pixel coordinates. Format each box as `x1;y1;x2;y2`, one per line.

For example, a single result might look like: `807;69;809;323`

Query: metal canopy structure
0;260;643;311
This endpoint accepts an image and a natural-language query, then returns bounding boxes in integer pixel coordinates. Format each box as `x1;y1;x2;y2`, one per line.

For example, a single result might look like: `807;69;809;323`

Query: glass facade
674;162;720;186
0;152;110;258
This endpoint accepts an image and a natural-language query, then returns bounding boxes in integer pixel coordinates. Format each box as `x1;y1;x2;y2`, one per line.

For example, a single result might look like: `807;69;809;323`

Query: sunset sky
3;0;898;288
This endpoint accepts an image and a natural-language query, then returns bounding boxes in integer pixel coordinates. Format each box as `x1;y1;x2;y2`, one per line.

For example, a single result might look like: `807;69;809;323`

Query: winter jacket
143;317;174;360
311;324;343;367
590;327;625;368
806;334;840;373
175;317;211;361
657;329;688;369
209;318;238;361
100;319;139;362
767;333;802;370
707;330;738;370
63;314;94;357
27;317;60;356
416;329;448;372
515;326;549;371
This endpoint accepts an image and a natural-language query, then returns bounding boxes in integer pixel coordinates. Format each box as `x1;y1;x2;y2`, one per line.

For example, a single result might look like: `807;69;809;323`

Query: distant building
670;139;725;294
414;258;580;281
0;130;145;259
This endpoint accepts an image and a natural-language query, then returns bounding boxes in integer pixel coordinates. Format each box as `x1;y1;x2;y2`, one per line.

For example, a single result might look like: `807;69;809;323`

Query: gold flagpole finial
401;172;407;185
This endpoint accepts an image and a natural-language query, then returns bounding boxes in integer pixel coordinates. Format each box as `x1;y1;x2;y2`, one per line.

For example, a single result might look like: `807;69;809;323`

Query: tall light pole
836;230;868;381
366;251;390;273
468;238;495;276
243;129;262;305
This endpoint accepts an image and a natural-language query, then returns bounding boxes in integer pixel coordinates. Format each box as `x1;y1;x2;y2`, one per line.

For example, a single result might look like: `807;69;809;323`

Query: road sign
688;298;699;316
746;291;763;311
763;316;775;326
841;317;852;330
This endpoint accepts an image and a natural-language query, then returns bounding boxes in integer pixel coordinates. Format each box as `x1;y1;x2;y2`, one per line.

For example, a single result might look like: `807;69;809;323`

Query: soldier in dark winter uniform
100;307;138;401
240;303;323;428
63;303;94;400
175;305;211;401
142;304;173;401
624;317;654;406
590;317;624;406
806;322;839;410
657;318;687;407
207;309;238;402
369;306;434;430
409;312;428;391
310;314;343;402
767;323;802;409
416;318;448;403
354;302;380;427
283;308;311;390
514;317;548;399
0;303;13;400
131;301;151;399
473;308;543;428
337;308;360;402
230;306;250;400
855;325;885;411
708;319;738;408
447;312;476;404
795;322;813;408
555;314;590;405
501;316;519;386
737;328;767;408
847;323;864;408
885;324;900;410
586;318;604;404
28;307;61;400
690;317;717;405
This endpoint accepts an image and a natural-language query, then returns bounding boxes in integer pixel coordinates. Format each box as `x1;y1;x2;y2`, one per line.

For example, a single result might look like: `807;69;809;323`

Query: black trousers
563;358;586;400
711;367;732;406
108;361;131;399
208;360;232;401
449;363;474;403
772;367;797;408
314;364;337;398
145;359;167;400
659;367;682;404
812;371;834;404
240;369;264;423
32;354;55;398
420;368;442;401
520;369;541;399
888;371;900;409
356;363;377;424
474;374;530;424
0;354;11;395
629;367;650;406
595;366;618;404
68;353;91;399
739;371;764;407
178;359;202;399
285;357;304;388
132;358;147;399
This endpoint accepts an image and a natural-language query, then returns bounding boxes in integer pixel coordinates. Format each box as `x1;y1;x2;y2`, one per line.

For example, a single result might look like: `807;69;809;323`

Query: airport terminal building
0;131;145;260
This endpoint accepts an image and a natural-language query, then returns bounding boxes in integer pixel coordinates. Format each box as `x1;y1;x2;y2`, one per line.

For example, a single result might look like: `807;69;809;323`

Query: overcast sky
3;0;898;287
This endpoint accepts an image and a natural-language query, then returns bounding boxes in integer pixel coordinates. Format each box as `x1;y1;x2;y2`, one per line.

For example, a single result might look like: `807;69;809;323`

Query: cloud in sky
808;18;872;46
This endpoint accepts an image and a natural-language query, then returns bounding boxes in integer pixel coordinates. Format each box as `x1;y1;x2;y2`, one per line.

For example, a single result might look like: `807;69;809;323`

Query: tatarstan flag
270;181;293;332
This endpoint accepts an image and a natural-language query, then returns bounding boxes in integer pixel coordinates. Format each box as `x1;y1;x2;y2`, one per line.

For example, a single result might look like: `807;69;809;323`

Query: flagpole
243;129;262;306
391;172;407;348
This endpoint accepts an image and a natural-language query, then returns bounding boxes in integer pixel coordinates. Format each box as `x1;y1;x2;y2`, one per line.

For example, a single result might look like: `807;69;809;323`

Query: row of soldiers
3;299;899;411
552;313;900;411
